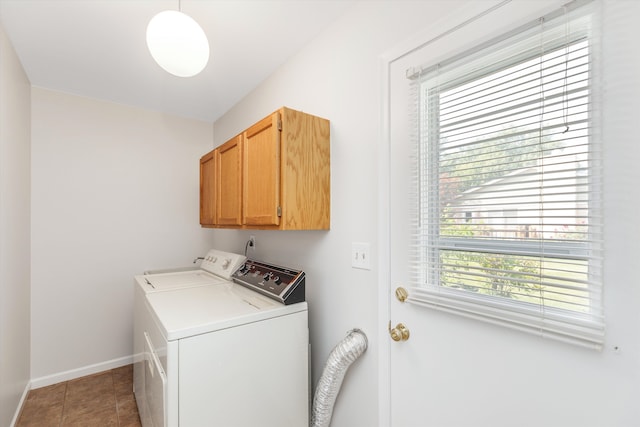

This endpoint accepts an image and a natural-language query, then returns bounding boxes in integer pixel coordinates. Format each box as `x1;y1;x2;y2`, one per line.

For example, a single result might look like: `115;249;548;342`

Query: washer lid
146;283;307;341
138;270;226;293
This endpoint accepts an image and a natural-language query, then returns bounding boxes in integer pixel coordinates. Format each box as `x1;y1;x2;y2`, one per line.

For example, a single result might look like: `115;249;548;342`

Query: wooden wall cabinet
216;135;243;226
199;150;216;226
200;107;330;230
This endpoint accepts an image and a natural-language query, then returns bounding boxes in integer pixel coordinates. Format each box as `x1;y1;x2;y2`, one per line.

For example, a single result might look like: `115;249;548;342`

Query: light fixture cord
562;5;570;134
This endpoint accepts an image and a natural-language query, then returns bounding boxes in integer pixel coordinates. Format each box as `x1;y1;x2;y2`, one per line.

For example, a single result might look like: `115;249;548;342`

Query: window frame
406;0;604;349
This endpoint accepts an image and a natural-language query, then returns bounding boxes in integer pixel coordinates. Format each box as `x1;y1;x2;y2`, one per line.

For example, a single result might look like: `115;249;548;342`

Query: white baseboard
10;381;31;427
30;354;134;390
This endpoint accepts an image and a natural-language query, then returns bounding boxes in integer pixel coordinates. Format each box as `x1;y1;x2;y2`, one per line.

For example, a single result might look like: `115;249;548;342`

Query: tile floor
16;364;141;427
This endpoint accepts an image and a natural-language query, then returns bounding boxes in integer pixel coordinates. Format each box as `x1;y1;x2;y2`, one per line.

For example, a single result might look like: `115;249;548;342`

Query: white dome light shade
146;10;209;77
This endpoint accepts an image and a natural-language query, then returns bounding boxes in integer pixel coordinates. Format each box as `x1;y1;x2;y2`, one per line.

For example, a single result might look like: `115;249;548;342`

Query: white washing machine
133;249;309;427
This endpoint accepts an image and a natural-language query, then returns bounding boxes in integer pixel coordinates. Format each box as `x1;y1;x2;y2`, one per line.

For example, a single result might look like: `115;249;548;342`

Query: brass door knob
389;323;410;342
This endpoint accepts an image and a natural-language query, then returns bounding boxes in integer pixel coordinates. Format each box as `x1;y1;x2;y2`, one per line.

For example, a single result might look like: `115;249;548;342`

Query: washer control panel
232;259;305;305
200;250;247;280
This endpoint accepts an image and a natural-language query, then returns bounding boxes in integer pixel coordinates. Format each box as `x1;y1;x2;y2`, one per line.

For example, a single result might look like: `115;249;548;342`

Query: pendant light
146;1;209;77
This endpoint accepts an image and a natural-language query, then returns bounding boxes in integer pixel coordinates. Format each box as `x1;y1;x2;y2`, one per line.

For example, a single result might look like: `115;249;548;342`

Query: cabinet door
243;112;281;226
216;136;243;226
199;150;216;226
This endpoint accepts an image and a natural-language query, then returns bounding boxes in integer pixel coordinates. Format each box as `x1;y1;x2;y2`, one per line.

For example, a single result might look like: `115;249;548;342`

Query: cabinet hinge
277;206;282;217
277;118;282;132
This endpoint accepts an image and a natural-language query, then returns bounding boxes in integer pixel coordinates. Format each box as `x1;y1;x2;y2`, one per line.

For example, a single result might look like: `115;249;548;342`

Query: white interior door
384;2;560;426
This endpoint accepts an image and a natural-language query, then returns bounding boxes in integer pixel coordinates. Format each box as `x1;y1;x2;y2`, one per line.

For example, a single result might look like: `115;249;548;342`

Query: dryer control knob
222;258;231;269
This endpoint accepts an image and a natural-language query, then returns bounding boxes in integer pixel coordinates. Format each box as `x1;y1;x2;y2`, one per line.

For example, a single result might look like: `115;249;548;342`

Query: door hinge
277;118;282;131
277;206;282;217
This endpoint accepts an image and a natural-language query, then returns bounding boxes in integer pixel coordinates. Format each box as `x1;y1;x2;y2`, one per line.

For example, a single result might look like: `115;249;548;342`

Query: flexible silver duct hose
311;328;368;427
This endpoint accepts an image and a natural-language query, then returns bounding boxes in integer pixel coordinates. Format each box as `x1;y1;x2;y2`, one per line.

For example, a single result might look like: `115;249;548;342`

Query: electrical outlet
351;242;371;270
249;235;256;249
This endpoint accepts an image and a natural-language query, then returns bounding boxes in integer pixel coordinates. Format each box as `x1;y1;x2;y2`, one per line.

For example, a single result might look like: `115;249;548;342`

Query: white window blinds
407;0;603;349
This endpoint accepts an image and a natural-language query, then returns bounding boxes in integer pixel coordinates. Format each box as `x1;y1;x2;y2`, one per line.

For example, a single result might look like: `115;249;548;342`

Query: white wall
30;88;214;383
211;1;640;427
0;24;31;427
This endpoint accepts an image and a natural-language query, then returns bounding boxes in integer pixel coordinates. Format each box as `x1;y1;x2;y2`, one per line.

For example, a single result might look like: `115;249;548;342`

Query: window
407;1;603;349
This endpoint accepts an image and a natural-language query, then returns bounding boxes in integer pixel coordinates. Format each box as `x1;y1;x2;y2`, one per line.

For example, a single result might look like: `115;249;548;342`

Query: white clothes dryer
133;249;309;427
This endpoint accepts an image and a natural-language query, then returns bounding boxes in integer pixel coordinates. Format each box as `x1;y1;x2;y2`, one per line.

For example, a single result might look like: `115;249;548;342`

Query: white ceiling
0;0;355;122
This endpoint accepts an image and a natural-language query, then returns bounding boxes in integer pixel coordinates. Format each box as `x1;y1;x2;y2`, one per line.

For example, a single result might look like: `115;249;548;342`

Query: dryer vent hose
311;328;368;427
